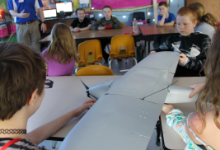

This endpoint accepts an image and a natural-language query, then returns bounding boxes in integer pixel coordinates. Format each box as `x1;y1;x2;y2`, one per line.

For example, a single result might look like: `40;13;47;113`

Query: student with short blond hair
70;8;92;32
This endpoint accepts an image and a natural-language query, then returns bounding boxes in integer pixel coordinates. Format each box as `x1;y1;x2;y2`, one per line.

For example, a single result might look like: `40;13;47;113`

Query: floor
39;41;160;150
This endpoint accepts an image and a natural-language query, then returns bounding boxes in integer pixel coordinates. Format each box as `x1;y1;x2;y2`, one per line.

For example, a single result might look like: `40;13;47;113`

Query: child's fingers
189;83;196;89
85;99;97;104
189;89;197;98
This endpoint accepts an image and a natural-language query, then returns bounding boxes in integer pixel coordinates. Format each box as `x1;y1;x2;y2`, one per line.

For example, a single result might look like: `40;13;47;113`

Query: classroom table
27;76;121;141
39;26;139;43
160;77;206;150
139;26;179;57
27;76;205;142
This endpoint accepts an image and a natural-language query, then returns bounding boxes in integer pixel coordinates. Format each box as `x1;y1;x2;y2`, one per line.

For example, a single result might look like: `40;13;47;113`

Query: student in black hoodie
151;6;211;77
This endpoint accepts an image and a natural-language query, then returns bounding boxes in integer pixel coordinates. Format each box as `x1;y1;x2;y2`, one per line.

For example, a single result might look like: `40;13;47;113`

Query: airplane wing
59;52;179;150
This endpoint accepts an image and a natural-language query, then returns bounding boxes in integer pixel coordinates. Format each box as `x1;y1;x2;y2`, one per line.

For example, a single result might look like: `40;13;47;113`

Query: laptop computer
44;9;57;20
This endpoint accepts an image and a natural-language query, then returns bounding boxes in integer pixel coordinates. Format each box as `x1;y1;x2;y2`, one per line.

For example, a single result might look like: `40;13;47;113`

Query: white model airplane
59;52;198;150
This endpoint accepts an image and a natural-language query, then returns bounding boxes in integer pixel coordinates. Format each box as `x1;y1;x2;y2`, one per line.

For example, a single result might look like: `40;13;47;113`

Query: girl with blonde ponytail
189;2;217;40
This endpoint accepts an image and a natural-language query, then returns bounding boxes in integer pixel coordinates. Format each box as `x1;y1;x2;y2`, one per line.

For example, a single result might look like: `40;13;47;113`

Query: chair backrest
78;40;102;67
110;35;136;58
76;65;114;76
121;22;126;27
133;12;145;20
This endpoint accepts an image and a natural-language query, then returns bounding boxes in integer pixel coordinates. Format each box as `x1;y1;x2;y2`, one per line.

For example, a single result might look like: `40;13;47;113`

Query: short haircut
75;8;85;15
0;42;46;121
103;5;112;10
159;1;168;7
177;6;197;22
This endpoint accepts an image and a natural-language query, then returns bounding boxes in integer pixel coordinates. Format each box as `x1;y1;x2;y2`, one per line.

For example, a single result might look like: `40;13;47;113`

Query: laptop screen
56;2;73;13
44;9;57;18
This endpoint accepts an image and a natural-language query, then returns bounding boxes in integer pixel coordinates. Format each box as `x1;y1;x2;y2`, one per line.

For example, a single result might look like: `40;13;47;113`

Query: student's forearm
163;21;174;26
80;25;92;31
157;16;166;26
113;22;122;29
38;7;45;22
9;10;21;18
26;109;78;144
91;21;101;30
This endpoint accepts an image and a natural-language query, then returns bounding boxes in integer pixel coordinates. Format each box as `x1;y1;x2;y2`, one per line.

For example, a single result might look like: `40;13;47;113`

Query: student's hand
45;63;48;76
162;104;174;114
41;23;47;33
74;99;97;117
160;13;165;17
150;51;156;55
73;27;80;32
98;26;106;30
19;10;30;18
178;53;187;66
189;82;205;98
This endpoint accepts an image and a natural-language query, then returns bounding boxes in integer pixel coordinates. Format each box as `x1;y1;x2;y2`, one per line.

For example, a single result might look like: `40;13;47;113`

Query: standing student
0;42;96;149
91;5;122;63
189;2;218;40
151;7;211;77
42;23;79;76
162;29;220;150
70;8;92;32
157;1;175;26
7;0;47;53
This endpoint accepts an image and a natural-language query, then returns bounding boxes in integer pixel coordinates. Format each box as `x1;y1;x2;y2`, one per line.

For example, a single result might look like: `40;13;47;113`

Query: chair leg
133;57;138;65
95;62;103;66
108;59;112;69
52;141;58;149
75;68;78;74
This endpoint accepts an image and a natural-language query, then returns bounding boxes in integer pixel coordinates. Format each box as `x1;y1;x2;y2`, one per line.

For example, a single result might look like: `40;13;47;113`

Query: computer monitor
43;9;57;19
56;2;73;13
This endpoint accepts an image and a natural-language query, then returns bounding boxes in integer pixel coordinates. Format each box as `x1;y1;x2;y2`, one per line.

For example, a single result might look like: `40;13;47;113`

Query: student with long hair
189;2;218;40
162;28;220;150
42;23;79;76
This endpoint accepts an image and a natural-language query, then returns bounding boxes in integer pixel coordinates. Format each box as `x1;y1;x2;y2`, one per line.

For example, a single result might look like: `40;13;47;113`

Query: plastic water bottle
133;18;138;33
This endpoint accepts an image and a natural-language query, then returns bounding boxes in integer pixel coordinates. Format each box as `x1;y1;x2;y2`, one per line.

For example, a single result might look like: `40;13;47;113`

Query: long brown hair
45;23;79;64
196;29;220;132
188;2;218;26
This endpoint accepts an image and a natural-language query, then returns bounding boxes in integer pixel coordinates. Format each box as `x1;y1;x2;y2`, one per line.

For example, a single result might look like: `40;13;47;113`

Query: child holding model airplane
0;42;96;149
151;6;211;77
163;28;220;150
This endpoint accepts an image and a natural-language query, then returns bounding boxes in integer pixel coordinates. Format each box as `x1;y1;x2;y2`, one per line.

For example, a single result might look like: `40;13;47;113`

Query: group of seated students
0;1;220;150
42;2;218;77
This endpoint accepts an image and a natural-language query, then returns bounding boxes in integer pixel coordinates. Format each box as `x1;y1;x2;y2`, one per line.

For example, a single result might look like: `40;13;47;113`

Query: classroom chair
133;12;145;20
121;22;126;27
77;39;103;69
109;35;137;69
76;65;114;76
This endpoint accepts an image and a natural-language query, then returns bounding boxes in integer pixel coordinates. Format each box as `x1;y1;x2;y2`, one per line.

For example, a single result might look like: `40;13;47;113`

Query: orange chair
78;40;103;67
109;35;137;68
76;65;114;76
121;22;126;27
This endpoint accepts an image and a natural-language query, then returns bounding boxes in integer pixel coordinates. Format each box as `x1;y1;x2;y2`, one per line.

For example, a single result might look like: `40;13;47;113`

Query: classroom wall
187;0;220;22
93;0;185;26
